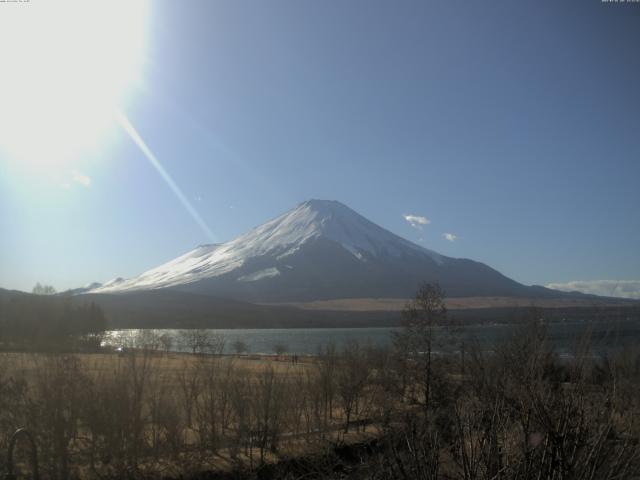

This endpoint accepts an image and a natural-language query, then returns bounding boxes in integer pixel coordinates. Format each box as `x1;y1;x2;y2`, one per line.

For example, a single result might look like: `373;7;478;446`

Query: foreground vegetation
0;285;638;479
1;328;638;479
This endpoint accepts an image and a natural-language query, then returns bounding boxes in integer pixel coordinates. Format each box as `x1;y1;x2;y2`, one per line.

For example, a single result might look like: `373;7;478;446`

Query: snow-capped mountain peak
90;200;445;294
276;199;444;262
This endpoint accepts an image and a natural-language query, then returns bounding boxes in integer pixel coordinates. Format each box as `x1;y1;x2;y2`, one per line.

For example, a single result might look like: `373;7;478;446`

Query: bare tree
31;355;88;479
137;329;162;352
159;332;174;353
273;343;288;358
32;282;56;295
179;329;224;355
177;360;201;428
232;339;248;356
207;332;226;356
251;364;287;463
393;282;447;408
336;340;371;433
317;343;338;432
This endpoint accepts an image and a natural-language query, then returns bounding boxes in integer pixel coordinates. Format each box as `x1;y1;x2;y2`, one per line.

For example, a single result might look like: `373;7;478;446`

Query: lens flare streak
116;110;216;242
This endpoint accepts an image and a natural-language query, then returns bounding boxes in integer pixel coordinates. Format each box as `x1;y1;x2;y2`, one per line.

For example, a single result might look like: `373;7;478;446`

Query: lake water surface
105;319;640;355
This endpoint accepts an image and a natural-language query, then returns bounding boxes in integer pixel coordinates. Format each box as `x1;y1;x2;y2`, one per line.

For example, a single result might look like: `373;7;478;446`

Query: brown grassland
266;296;637;312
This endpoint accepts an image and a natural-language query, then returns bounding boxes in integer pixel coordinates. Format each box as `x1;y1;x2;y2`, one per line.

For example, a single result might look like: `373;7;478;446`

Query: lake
104;319;640;356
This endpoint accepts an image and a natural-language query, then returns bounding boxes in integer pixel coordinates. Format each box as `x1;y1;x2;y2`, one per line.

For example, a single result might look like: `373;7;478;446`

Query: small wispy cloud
403;214;430;230
443;232;457;242
545;280;640;299
71;170;91;187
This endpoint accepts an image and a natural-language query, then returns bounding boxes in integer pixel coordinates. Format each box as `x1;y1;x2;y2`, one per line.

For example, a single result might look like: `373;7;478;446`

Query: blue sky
0;0;639;295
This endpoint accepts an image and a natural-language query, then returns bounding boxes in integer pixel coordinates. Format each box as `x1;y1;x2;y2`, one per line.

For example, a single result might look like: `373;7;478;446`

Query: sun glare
0;1;149;172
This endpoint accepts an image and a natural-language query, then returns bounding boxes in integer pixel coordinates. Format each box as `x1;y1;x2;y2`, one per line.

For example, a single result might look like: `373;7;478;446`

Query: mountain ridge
86;199;561;302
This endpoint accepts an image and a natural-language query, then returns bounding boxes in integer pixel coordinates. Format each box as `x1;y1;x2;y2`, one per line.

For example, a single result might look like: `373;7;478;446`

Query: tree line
0;287;107;349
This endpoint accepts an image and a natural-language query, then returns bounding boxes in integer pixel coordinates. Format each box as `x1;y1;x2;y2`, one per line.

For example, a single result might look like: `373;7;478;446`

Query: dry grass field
266;295;636;312
0;351;311;380
0;348;385;479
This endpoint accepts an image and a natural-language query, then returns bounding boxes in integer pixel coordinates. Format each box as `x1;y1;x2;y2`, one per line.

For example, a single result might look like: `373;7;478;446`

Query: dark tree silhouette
394;282;447;407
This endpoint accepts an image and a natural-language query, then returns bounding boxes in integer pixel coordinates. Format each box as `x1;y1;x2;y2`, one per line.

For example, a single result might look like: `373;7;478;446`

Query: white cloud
443;232;457;242
71;170;91;187
403;214;430;230
545;280;640;300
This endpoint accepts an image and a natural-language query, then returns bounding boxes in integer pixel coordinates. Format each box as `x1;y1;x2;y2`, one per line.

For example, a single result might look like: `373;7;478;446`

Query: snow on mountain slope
102;277;125;288
237;267;281;282
91;200;446;294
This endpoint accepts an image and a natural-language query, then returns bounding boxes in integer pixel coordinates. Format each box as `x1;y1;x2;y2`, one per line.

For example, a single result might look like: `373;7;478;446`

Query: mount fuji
88;200;555;302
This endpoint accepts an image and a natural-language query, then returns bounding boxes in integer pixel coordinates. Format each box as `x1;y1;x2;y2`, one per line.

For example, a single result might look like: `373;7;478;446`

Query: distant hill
69;291;640;329
75;290;398;329
1;288;638;330
0;287;29;299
